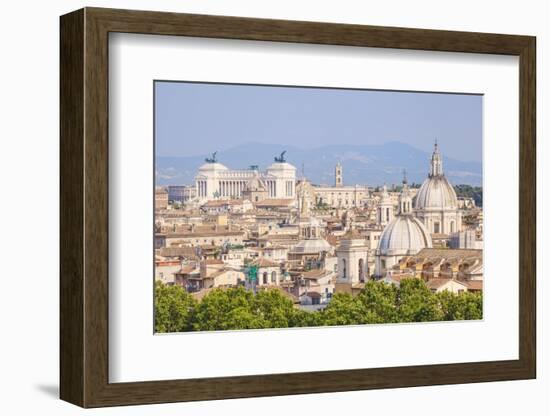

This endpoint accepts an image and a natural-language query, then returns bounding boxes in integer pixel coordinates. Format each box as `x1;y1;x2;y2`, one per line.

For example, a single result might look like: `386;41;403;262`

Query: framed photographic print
60;7;536;408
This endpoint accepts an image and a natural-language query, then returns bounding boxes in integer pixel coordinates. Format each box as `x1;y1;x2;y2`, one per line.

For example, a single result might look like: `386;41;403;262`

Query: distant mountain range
156;141;482;187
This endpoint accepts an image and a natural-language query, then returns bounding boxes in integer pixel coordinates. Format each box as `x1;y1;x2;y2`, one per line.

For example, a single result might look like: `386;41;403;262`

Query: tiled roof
177;264;199;274
203;259;224;265
301;269;330;280
464;280;483;290
250;258;280;268
304;291;322;298
255;199;294;207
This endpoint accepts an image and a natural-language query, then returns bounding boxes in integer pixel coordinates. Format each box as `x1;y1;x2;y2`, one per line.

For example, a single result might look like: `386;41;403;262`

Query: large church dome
378;215;432;255
415;176;458;210
414;141;458;211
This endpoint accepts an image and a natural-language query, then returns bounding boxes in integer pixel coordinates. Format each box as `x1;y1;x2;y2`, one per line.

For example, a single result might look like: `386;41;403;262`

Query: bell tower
398;171;413;215
377;184;394;226
335;162;343;187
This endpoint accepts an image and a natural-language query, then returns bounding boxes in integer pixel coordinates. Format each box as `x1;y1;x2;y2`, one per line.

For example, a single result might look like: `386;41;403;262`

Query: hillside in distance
156;141;482;187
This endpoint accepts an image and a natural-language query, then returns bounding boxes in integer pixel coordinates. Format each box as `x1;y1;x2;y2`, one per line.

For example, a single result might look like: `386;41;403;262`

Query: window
271;271;277;283
434;222;440;234
342;259;347;279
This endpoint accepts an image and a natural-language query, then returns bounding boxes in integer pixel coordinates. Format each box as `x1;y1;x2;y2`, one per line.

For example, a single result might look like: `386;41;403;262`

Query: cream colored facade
295;164;369;209
376;184;395;226
313;184;369;208
426;278;469;294
155;186;169;210
154;258;181;284
156;230;245;248
336;231;369;284
195;160;296;202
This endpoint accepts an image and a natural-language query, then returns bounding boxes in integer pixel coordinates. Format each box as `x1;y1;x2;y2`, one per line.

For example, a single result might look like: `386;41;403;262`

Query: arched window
271;271;277;283
263;272;268;285
342;259;347;279
450;221;455;233
358;258;365;282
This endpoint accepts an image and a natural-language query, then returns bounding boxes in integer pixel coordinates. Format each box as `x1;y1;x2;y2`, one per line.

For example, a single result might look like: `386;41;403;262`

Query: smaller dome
198;162;228;172
378;215;432;255
415;176;458;210
291;238;331;254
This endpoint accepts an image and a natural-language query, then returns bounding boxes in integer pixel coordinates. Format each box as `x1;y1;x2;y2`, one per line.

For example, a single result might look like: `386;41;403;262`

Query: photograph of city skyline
154;81;483;333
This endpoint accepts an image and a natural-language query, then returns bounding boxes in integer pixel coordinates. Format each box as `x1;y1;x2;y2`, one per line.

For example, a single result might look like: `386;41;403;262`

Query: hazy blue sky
155;81;482;162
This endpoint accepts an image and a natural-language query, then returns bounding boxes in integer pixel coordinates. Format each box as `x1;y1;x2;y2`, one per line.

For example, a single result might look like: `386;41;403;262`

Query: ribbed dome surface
291;238;331;254
378;215;432;255
415;176;458;210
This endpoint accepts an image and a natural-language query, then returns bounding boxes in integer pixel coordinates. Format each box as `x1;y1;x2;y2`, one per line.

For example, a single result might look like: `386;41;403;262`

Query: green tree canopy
154;281;197;332
155;279;483;332
396;278;443;322
437;290;483;321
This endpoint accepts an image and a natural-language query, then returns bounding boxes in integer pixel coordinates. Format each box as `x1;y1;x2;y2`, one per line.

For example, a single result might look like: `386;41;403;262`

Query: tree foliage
155;278;483;332
154;281;197;332
454;184;483;207
436;290;483;321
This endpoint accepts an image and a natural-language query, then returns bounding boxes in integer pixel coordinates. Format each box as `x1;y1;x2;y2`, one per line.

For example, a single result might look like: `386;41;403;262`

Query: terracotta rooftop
258;234;299;241
177;264;199;275
464;280;483;291
203;259;224;265
255;199;294;207
412;248;482;261
304;291;322;298
249;258;280;268
202;199;243;207
159;230;244;238
301;269;331;280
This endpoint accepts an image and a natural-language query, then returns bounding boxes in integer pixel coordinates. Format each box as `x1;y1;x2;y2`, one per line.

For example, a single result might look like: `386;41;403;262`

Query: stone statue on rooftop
205;151;218;163
274;150;287;163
